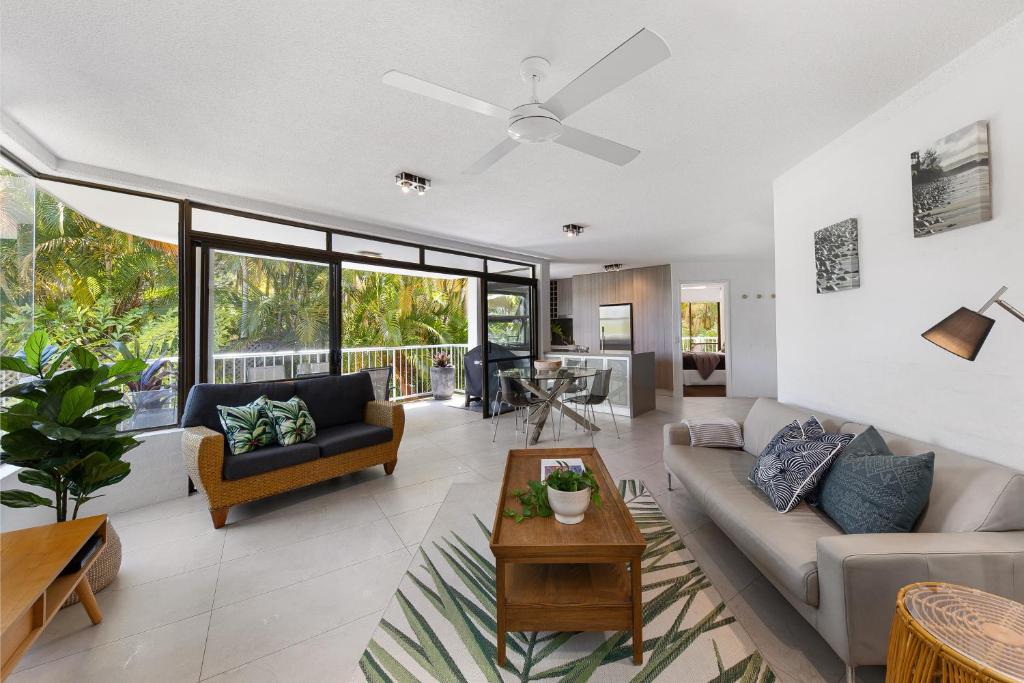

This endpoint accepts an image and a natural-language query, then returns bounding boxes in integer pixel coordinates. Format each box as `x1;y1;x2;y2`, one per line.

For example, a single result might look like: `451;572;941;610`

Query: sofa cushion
264;396;317;445
294;373;375;430
819;427;934;534
313;423;394;457
221;442;319;480
751;433;853;513
665;442;840;606
841;422;1024;533
182;381;296;433
742;398;844;458
217;397;277;455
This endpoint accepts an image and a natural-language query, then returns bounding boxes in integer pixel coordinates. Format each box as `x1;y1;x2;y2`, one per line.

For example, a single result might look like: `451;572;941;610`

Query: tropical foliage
0;331;144;521
681;301;721;351
358;481;775;682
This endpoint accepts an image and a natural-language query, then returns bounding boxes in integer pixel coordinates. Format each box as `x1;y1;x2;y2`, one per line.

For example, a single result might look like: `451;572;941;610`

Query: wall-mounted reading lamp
922;286;1024;361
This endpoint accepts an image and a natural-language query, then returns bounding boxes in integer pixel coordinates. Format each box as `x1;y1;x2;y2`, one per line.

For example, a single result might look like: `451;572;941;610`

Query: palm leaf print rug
353;480;774;682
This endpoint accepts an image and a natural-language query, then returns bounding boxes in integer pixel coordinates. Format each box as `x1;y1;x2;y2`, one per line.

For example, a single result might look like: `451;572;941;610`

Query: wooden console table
1;515;108;680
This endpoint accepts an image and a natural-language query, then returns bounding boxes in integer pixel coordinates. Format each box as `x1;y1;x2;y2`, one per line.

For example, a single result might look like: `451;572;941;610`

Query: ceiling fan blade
543;28;670;120
463;138;519;174
555;126;639;166
382;70;509;119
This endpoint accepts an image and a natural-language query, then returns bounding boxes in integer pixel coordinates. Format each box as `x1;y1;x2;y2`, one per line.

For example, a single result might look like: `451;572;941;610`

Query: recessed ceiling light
563;224;585;238
395;171;430;195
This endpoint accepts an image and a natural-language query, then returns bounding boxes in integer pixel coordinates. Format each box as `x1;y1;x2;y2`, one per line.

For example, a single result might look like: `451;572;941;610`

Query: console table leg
75;578;103;625
631;557;643;664
496;559;507;666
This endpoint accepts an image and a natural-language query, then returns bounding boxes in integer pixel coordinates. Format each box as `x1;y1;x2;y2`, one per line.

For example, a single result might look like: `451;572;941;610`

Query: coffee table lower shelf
496;559;643;665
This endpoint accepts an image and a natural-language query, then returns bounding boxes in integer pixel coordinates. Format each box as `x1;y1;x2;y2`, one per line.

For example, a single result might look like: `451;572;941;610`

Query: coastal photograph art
911;121;991;237
814;218;860;294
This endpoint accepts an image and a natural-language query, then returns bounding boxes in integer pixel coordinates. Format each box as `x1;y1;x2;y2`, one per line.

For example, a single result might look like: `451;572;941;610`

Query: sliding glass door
482;280;536;416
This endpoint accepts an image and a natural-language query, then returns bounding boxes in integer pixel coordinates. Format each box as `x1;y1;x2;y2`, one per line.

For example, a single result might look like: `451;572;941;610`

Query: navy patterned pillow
748;416;826;485
752;433;853;512
819;426;935;533
748;420;802;483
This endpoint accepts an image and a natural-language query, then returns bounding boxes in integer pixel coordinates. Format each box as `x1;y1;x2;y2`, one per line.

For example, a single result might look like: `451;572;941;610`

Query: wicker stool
886;582;1024;683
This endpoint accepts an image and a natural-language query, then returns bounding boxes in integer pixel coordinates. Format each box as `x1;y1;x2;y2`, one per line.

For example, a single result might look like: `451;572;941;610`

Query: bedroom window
681;301;721;351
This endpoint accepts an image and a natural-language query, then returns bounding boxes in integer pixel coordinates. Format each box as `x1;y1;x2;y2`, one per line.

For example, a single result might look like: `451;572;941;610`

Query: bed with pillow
682;350;726;386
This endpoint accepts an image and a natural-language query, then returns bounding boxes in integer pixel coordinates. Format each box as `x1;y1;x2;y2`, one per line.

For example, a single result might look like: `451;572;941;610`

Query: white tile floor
10;394;884;683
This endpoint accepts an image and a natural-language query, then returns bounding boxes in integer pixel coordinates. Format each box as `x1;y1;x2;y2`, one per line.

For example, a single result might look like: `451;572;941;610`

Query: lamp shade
921;307;995;361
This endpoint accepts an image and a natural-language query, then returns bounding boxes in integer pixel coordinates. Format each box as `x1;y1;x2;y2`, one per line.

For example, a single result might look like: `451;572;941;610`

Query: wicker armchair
182;380;404;529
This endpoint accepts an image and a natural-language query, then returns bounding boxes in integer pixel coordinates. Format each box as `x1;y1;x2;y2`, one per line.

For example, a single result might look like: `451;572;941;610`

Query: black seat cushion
294;373;375;430
313;423;394;457
182;381;296;433
222;442;319;481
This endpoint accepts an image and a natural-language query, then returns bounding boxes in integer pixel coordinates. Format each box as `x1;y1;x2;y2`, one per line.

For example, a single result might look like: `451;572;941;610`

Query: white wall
671;260;778;398
0;429;186;532
773;16;1024;469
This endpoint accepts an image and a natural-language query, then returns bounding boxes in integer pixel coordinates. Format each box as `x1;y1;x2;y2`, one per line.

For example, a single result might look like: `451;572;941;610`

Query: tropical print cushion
751;433;853;512
264;396;317;445
217;397;277;455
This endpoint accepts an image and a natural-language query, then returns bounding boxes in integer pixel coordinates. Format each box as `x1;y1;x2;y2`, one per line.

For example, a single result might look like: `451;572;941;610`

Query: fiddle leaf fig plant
0;330;147;522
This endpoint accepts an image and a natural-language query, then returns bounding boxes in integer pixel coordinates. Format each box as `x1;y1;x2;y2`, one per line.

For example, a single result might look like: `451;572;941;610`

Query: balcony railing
210;343;469;400
681;336;721;352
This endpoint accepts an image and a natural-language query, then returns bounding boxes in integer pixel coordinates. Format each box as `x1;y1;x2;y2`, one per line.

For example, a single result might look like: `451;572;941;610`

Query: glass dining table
498;366;600;445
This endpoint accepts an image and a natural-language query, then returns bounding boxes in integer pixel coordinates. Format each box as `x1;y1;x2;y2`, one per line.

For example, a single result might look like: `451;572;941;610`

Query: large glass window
1;167;181;430
210;250;330;382
681;301;721;351
486;282;532;354
340;263;472;399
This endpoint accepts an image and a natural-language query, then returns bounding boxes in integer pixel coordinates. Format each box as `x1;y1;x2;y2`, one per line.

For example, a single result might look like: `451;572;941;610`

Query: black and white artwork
911;121;991;238
814;218;860;294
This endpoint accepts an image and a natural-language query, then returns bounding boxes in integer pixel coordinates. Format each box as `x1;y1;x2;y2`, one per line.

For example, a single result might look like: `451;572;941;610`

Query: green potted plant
0;330;145;602
504;461;602;525
430;351;455;400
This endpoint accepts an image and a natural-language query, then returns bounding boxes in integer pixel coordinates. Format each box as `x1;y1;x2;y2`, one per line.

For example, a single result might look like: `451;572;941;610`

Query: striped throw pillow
683;418;743;448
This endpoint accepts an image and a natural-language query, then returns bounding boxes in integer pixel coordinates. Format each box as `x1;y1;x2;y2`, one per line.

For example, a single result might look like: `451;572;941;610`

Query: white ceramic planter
547;487;592;525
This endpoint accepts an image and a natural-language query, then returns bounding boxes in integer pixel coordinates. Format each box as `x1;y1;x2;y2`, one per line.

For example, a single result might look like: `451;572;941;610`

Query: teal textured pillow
217;397;277;455
264;396;317;445
818;426;935;533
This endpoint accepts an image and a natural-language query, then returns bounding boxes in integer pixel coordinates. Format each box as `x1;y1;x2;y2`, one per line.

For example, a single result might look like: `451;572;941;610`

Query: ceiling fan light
507;103;563;143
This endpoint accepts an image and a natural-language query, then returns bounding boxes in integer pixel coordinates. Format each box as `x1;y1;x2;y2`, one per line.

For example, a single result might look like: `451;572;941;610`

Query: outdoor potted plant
504;461;602;525
0;330;146;605
430;351;455;400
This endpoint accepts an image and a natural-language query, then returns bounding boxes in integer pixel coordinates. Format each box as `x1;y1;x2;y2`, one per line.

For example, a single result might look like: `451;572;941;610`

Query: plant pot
430;366;455;400
547;487;592;525
62;522;122;608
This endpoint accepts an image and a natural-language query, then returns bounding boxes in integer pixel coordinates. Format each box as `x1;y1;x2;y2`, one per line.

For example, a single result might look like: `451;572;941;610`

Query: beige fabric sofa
663;398;1024;679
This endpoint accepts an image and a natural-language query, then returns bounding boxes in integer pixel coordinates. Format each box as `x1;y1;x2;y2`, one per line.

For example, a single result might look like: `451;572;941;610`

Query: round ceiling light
507;103;563;143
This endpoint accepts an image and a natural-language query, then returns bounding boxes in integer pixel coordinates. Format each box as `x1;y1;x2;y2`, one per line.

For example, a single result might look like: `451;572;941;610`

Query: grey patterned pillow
752;433;853;512
819;427;935;533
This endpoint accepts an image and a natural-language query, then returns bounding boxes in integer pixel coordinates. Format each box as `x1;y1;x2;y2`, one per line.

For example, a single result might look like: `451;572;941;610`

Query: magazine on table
540;458;585;479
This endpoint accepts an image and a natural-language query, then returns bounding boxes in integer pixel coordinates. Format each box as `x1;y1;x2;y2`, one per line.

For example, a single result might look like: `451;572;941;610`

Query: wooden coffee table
490;447;646;666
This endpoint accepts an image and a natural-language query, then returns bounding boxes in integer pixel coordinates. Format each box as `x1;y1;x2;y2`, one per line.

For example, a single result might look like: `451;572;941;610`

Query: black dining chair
491;372;552;447
360;366;393;402
561;368;620;446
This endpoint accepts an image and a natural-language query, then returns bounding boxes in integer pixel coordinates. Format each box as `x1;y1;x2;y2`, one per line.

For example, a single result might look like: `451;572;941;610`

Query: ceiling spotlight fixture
563;224;585;238
395;171;431;196
604;264;623;272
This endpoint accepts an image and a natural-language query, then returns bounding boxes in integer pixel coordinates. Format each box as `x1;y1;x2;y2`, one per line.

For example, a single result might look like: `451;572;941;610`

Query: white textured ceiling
3;1;1023;278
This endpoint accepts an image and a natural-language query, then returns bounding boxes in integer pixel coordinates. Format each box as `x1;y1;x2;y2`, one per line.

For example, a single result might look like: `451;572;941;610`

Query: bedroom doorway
679;282;728;397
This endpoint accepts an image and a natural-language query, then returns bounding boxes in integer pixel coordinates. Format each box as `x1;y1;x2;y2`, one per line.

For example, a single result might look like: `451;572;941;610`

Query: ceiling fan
382;28;670;174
